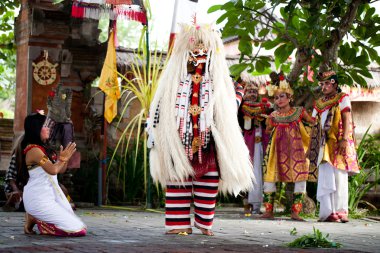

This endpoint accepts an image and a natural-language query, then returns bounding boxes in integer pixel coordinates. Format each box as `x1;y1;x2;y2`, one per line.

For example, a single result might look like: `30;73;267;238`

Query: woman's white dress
23;166;86;232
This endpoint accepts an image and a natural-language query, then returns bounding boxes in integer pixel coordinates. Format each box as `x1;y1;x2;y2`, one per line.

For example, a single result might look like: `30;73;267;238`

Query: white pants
248;142;263;210
263;181;306;193
317;162;348;221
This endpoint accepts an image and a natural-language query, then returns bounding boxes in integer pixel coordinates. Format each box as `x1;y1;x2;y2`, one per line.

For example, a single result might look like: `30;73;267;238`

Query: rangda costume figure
309;71;359;222
148;24;254;236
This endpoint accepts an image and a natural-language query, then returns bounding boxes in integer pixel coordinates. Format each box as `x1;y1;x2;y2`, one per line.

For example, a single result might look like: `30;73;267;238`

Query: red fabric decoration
71;3;85;18
106;0;132;4
23;144;47;155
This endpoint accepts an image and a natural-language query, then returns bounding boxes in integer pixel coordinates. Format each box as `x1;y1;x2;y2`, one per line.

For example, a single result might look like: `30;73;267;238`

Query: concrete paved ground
0;207;379;252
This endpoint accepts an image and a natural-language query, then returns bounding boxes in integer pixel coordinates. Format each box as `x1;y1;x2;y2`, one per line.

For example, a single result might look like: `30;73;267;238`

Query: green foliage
0;51;16;99
0;108;14;118
348;127;380;212
209;1;380;86
107;0;169;207
71;156;100;203
287;227;342;248
0;1;18;105
275;182;286;206
107;144;164;206
107;145;145;203
108;36;167;205
0;1;18;59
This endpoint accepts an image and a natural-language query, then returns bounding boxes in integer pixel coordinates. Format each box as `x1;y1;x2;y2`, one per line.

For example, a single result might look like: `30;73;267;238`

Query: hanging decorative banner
98;30;121;123
106;0;132;4
71;0;146;24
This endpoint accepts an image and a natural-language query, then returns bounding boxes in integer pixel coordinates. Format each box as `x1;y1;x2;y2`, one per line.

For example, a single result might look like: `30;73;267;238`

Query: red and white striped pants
165;169;219;230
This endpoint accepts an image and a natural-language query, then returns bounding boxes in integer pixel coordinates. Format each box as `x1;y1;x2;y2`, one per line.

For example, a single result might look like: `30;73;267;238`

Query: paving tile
0;208;379;252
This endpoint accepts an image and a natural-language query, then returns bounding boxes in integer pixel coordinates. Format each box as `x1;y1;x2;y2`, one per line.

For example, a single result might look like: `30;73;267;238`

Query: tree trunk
320;0;363;72
288;47;312;84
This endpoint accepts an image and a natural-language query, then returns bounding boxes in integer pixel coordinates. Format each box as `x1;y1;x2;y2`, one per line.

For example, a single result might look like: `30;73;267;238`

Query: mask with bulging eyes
188;42;209;66
244;86;258;102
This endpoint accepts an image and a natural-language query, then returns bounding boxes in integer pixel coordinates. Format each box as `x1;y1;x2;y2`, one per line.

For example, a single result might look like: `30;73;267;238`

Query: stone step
0;118;13;126
0;125;14;130
0;128;14;135
0;133;14;139
0;143;13;152
0;119;14;154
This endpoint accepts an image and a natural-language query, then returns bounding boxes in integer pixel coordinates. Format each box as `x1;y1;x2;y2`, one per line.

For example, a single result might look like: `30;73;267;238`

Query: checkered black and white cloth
4;154;17;193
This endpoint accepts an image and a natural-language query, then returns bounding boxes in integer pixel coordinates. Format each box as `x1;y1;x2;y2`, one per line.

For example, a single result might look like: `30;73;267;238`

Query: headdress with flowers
266;71;293;97
317;71;338;85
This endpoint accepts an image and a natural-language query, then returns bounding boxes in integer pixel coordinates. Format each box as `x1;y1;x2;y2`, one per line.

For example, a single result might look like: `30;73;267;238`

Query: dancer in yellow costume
309;71;359;223
262;72;314;221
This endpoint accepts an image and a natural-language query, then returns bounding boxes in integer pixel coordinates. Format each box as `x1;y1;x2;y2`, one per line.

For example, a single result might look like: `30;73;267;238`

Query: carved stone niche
71;20;101;47
31;8;46;36
60;49;73;77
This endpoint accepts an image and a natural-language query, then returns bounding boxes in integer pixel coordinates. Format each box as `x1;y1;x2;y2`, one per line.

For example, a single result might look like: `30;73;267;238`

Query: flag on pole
98;30;121;123
168;0;199;50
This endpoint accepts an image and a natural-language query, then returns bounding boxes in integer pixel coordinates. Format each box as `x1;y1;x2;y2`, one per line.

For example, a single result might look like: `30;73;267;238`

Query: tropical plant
348;126;380;212
275;182;287;207
111;44;166;203
71;155;100;204
107;145;145;204
0;1;18;106
106;10;169;207
107;143;165;207
287;227;342;248
209;1;380;88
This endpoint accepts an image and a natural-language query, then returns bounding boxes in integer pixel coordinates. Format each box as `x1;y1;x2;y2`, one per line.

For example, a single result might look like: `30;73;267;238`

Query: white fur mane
149;24;254;196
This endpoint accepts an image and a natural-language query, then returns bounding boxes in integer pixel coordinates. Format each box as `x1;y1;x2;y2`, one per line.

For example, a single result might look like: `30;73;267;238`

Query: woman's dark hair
11;134;25;190
22;113;46;148
18;113;55;186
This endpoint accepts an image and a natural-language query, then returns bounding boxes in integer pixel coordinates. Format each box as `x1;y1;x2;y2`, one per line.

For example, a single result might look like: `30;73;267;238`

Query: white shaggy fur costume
148;24;254;196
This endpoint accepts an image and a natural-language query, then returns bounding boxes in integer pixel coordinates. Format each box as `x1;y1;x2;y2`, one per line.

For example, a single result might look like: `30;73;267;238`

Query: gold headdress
266;71;293;97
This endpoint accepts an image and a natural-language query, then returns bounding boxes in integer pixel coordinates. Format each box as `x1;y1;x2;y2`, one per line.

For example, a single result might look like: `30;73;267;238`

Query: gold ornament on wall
32;50;59;86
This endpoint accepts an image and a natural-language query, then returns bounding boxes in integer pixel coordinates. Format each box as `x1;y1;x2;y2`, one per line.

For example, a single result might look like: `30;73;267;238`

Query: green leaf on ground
287;227;342;248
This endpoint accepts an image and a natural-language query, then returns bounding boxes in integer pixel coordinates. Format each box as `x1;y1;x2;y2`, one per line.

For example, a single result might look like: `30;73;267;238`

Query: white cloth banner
171;0;199;33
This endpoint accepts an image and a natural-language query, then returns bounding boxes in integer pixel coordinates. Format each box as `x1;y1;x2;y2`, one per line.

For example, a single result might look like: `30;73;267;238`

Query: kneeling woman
21;113;86;236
